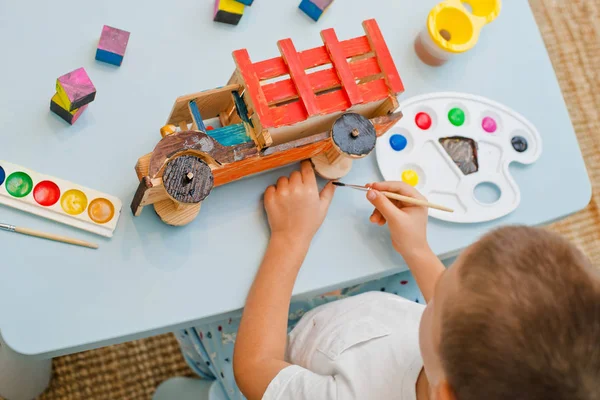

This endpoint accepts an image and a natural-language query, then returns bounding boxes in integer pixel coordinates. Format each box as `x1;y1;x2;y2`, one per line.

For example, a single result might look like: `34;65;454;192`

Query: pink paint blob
482;117;497;133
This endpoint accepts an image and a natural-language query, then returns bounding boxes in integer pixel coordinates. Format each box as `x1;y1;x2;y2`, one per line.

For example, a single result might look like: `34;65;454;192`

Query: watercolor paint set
0;161;122;237
376;92;542;223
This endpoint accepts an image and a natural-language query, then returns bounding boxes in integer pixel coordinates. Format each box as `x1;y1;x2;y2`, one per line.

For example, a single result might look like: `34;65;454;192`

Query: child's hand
264;161;335;246
366;182;430;259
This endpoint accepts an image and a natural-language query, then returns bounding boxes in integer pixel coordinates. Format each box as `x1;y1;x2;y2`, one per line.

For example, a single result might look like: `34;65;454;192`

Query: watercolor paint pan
0;160;122;237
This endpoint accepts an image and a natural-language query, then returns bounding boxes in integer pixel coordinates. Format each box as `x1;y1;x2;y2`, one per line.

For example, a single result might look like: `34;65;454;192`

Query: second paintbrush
332;182;454;213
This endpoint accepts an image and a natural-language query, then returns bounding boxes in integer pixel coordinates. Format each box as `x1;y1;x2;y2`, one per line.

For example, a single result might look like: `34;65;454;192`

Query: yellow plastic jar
415;0;502;66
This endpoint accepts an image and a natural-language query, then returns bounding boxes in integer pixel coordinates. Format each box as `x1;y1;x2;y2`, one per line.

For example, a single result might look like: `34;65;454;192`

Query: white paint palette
376;92;542;223
0;160;122;237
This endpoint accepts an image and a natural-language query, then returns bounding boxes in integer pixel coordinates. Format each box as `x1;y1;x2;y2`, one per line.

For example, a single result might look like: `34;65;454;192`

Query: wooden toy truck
131;19;404;226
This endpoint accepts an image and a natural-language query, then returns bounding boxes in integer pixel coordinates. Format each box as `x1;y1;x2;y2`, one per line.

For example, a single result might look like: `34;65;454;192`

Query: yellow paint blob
88;198;115;224
402;170;419;187
60;189;88;215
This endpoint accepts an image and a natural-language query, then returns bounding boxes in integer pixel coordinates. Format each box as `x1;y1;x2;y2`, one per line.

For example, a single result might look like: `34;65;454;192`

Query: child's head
419;226;600;400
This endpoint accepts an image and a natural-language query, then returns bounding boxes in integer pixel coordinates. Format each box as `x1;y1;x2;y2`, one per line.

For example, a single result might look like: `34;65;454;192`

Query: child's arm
233;161;336;400
366;181;445;303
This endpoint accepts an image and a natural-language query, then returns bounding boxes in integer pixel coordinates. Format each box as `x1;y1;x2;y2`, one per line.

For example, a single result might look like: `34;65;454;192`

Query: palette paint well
33;181;61;206
376;92;542;223
0;160;122;237
6;171;33;198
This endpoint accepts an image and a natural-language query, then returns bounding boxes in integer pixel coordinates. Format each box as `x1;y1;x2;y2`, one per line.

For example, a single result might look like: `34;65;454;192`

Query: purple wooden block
96;25;130;66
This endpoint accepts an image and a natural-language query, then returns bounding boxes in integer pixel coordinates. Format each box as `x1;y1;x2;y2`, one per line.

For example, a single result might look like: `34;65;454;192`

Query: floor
5;0;600;399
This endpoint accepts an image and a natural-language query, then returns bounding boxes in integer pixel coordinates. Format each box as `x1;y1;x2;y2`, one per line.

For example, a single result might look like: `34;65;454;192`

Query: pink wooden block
56;67;96;111
96;25;130;66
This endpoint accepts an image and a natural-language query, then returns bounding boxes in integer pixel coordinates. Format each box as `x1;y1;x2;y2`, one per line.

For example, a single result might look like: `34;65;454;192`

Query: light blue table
0;0;591;397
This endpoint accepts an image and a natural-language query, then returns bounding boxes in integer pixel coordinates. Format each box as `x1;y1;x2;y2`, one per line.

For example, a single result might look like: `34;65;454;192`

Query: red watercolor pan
33;181;61;206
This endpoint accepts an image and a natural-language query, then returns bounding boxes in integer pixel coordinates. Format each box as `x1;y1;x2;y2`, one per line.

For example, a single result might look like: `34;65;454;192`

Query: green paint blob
448;108;465;126
6;171;34;198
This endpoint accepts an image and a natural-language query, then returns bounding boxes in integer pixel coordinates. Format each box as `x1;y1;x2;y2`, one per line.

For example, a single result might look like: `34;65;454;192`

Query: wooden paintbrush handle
380;191;454;213
15;227;99;249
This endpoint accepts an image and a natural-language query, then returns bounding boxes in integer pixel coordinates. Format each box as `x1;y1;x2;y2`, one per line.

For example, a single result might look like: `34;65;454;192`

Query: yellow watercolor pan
0;160;122;238
427;0;502;53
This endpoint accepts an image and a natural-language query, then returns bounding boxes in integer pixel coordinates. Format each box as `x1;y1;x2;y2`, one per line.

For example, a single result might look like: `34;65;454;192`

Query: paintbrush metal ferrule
0;223;16;232
333;182;370;192
345;184;370;191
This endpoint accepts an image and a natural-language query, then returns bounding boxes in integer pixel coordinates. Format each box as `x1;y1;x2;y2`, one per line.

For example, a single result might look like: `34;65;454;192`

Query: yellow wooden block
51;93;77;116
218;0;245;14
214;0;245;25
50;93;88;125
55;84;73;111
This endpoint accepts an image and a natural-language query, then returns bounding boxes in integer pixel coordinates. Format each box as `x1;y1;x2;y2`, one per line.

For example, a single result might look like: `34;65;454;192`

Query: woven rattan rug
7;1;600;399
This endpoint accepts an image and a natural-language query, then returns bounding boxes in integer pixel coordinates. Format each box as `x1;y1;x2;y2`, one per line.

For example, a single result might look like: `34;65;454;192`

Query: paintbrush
332;182;454;213
0;222;99;249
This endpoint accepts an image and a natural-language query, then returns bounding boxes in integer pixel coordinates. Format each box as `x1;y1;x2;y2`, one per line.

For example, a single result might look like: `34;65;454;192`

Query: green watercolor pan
0;160;122;237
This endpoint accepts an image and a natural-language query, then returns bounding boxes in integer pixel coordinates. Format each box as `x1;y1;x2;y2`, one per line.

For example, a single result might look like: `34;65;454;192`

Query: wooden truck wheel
154;200;202;226
155;155;214;226
331;113;377;157
312;113;376;180
311;153;353;180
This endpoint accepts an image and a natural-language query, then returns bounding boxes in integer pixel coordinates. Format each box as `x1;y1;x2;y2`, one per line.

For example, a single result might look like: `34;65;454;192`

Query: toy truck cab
132;19;404;226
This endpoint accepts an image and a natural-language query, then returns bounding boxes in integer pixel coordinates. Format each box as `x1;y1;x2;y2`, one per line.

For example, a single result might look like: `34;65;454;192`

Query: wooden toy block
299;0;334;21
234;0;253;5
50;93;88;125
96;25;130;66
131;19;404;226
56;68;96;111
214;0;245;25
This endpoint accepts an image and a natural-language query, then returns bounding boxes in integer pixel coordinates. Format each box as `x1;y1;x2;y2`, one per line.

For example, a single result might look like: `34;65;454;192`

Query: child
233;161;600;400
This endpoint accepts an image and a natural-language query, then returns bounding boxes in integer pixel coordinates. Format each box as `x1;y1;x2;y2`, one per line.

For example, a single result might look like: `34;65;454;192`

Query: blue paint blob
389;134;408;151
0;166;4;186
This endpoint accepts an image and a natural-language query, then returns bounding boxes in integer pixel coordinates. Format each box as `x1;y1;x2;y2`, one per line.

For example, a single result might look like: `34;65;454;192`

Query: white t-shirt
263;292;425;400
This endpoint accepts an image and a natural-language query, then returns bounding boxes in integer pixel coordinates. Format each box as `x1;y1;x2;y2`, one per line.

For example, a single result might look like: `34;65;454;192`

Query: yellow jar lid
427;0;502;54
462;0;502;23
